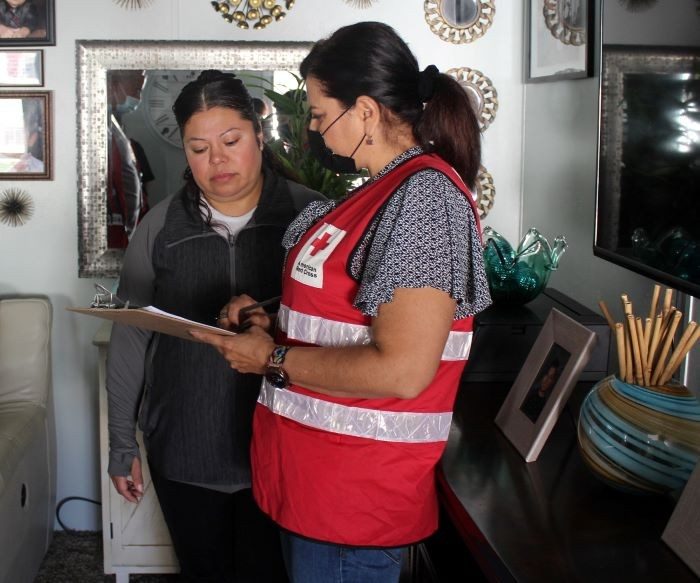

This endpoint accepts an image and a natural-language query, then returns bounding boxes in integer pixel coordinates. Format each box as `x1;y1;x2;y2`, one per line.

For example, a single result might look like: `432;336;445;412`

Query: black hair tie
418;64;440;102
196;69;238;85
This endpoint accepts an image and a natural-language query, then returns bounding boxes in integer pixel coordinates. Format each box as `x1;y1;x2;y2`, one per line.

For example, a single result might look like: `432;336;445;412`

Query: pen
238;295;281;316
215;296;281;323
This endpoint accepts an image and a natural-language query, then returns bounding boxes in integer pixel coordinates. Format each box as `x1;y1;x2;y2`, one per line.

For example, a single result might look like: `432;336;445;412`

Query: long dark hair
299;22;481;188
172;70;290;221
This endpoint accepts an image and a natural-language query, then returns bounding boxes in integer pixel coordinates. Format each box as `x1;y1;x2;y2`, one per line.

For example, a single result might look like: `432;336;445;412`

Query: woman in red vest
193;21;492;583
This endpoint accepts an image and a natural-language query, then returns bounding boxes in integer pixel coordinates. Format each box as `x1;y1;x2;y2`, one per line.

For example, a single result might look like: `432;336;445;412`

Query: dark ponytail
415;73;481;189
300;21;481;188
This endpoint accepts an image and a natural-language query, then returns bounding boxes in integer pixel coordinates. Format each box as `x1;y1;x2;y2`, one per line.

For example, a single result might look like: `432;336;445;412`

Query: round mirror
446;67;498;131
474;165;495;219
544;0;586;46
440;0;478;27
424;0;495;44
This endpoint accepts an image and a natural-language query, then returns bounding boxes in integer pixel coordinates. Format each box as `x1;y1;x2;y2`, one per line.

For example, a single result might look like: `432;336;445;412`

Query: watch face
142;70;199;148
265;366;289;389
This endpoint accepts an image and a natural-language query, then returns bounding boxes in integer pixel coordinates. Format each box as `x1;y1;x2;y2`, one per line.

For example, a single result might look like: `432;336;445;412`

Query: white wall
0;1;524;530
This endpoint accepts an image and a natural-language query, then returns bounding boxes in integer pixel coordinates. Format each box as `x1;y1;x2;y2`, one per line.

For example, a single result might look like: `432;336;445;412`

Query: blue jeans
280;531;406;583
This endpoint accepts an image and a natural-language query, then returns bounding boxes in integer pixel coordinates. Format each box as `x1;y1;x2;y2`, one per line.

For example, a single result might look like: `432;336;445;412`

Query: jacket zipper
165;222;283;297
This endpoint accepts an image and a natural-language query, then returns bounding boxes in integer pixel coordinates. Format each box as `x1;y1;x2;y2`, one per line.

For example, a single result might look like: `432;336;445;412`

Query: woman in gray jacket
106;70;323;583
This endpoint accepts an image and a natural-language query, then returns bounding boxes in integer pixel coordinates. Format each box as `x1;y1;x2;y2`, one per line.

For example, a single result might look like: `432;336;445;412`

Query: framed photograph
662;463;700;576
495;308;597;462
0;0;55;47
0;49;43;86
0;90;51;179
526;0;593;82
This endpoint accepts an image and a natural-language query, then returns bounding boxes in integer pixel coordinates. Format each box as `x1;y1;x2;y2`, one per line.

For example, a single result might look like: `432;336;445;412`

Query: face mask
115;94;140;116
307;107;364;174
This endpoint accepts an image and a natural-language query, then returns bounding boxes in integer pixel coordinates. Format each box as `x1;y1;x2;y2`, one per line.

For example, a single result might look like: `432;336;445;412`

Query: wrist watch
265;345;291;389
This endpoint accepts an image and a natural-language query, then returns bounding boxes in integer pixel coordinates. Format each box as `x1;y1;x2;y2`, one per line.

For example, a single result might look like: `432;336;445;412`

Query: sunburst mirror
112;0;155;8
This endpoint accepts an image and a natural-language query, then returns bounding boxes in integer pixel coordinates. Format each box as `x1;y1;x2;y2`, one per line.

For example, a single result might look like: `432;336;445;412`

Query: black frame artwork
0;0;55;47
526;0;593;82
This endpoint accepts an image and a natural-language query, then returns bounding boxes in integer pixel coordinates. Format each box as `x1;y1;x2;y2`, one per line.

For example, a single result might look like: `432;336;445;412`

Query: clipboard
67;305;236;342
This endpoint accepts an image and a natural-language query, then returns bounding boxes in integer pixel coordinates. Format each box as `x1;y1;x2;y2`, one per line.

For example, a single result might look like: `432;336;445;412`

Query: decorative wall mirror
424;0;496;44
543;0;587;46
446;66;499;130
76;40;312;278
474;166;495;219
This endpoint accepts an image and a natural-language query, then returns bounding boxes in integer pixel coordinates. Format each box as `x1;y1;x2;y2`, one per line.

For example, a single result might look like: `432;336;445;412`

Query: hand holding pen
215;295;280;333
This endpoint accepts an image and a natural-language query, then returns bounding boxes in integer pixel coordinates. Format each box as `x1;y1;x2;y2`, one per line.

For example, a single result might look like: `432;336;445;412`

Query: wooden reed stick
658;307;676;349
635;317;650;386
651;310;682;386
626;345;634;382
642;316;654;386
615;322;626;381
623;297;633;318
659;322;699;386
647;314;663;373
627;314;644;385
662;288;673;318
643;316;652;353
598;300;616;330
621;298;635;382
649;284;660;323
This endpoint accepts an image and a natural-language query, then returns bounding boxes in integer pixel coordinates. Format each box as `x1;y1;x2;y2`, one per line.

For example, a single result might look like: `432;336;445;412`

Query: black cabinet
464;288;611;383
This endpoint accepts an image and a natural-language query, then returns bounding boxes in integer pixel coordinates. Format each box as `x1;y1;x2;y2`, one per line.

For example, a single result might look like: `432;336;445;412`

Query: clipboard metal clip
91;283;129;309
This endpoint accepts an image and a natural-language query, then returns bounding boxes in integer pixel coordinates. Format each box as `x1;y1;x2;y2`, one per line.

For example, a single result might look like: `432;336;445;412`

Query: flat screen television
595;45;699;298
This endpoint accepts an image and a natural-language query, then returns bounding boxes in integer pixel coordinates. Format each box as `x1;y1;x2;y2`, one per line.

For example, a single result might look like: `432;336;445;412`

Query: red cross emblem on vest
309;232;333;256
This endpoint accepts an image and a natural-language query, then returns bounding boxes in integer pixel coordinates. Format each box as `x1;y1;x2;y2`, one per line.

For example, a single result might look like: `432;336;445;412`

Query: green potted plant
262;74;365;199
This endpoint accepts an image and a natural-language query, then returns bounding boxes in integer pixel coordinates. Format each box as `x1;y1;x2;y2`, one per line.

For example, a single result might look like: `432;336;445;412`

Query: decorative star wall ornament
344;0;378;8
112;0;155;9
0;188;34;227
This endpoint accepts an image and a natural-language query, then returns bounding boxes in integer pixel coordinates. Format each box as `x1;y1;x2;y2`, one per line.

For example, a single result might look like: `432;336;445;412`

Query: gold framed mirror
446;66;498;130
474;165;495;219
424;0;496;44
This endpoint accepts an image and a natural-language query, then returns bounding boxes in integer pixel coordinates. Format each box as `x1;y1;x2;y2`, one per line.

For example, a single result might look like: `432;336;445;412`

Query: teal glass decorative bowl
577;375;700;495
482;227;567;305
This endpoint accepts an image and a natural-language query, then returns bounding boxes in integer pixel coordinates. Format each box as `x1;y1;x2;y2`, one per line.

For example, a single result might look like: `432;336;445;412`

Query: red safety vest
252;153;480;547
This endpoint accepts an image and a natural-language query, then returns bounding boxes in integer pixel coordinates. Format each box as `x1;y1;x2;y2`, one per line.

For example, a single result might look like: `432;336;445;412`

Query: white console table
94;322;179;583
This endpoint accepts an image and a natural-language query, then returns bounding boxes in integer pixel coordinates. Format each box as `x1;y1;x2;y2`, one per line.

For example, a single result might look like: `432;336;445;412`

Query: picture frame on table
0;0;55;47
495;308;597;462
526;0;593;82
662;462;700;577
0;90;51;179
0;49;43;86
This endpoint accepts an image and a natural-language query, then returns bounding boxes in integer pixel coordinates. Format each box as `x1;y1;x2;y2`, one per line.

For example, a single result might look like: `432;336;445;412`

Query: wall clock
141;70;198;148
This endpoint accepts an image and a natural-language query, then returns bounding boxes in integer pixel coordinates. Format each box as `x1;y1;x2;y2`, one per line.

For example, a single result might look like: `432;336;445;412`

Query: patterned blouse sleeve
353;169;491;318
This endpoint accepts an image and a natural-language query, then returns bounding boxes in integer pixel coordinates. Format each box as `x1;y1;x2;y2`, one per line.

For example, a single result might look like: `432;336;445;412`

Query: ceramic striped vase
577;375;700;495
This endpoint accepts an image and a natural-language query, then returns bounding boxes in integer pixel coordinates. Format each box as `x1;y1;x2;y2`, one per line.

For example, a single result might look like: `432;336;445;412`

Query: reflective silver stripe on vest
258;381;453;443
277;305;472;360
